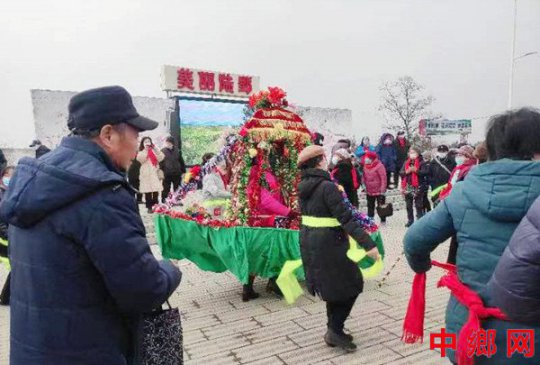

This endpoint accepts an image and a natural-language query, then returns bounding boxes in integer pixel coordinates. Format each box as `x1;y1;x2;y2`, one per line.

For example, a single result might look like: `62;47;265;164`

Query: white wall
295;106;353;154
31;89;173;148
3;148;33;166
30;90;353;154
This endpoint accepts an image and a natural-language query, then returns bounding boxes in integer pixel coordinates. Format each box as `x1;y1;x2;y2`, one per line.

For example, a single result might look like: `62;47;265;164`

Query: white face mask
455;156;466;166
409;153;418;159
331;156;340;165
364;158;372;164
384;139;392;145
437;152;447;159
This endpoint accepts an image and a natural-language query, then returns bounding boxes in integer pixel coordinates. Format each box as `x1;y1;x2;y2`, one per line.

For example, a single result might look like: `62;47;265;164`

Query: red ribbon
147;148;159;167
402;260;508;365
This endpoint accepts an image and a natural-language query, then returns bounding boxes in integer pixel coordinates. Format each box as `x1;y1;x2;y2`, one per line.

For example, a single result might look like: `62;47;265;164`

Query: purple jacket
488;196;540;324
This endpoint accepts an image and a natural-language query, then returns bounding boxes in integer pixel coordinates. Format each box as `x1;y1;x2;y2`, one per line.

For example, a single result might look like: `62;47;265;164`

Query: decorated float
154;87;384;303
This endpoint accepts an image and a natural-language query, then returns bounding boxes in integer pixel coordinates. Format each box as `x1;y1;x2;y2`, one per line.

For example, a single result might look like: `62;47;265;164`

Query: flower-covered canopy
228;88;312;226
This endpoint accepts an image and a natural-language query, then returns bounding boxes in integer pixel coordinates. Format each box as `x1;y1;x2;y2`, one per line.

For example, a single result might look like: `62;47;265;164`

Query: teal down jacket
404;160;540;364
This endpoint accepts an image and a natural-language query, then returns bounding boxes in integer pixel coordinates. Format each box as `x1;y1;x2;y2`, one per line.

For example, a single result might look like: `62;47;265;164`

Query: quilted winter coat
488;196;540;325
0;137;181;365
298;168;376;302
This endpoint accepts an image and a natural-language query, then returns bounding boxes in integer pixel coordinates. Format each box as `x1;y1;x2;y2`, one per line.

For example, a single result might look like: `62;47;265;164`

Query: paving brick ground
0;197;452;365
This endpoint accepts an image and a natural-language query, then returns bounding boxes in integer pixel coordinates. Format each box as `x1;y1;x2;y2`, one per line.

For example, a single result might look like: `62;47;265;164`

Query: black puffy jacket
160;147;186;176
298;168;375;302
35;145;51;159
488;196;540;325
332;160;359;207
426;156;456;189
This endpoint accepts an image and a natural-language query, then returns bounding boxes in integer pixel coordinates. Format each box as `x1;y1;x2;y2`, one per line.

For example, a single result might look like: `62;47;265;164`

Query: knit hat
297;145;325;167
457;145;474;159
333;148;350;161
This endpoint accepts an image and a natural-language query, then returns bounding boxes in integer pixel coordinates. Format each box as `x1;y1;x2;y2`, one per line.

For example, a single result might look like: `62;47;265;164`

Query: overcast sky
1;0;539;147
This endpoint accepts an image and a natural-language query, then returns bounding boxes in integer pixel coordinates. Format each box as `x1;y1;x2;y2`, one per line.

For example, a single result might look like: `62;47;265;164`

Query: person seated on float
184;152;215;190
201;158;231;218
247;148;299;299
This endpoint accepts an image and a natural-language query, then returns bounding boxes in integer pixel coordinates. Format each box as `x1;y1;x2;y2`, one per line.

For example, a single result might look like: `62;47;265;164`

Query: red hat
365;151;378;160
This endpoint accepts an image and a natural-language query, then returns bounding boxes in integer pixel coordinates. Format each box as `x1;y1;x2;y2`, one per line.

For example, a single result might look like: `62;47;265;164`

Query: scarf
402;261;507;365
439;160;477;201
401;158;419;189
147;148;159;167
217;169;229;188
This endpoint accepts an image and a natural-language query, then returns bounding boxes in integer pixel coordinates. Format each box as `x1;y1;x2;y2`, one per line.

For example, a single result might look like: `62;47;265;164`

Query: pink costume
258;171;291;217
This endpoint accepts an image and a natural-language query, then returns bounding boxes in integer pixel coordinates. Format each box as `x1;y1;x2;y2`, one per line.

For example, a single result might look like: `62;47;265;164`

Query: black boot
242;276;259;302
266;277;283;298
324;329;357;352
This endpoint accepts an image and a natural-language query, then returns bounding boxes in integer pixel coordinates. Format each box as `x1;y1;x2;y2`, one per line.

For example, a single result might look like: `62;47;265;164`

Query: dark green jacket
404;160;540;364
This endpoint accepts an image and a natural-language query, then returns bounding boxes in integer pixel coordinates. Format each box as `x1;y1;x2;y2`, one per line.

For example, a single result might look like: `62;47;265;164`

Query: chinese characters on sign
161;65;260;98
429;328;535;359
419;118;472;136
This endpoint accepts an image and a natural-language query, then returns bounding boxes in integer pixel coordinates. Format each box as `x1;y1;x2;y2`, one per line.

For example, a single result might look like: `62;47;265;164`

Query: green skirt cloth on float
154;215;384;301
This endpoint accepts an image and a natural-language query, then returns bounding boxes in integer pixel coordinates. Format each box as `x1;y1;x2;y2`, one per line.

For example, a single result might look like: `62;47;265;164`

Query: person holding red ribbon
137;137;165;213
402;108;540;365
400;146;427;228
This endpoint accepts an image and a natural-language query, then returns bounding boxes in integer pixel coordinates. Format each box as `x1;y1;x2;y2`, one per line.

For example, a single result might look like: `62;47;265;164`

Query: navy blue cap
68;86;158;132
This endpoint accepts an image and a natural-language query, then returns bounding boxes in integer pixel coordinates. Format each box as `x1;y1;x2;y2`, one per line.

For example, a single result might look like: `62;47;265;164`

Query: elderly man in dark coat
0;86;181;365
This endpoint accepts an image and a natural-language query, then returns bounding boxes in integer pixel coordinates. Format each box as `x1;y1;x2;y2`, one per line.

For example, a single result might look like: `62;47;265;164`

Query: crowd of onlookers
317;130;488;229
404;107;540;364
0;96;539;364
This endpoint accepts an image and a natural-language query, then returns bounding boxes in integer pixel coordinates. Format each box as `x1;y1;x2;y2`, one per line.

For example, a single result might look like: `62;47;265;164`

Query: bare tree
378;76;434;140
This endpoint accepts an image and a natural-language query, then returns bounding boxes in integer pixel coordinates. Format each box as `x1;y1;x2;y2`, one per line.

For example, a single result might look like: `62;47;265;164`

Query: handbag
136;300;183;365
376;202;394;218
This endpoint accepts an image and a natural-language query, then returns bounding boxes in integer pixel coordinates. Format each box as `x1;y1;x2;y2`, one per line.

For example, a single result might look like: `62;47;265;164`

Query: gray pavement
0;202;452;365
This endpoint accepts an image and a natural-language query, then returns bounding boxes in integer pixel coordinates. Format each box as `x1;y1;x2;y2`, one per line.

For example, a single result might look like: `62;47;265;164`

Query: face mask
331;156;340;165
398;135;405;139
437;152;447;159
364;158;372;164
363;139;369;145
384;139;392;145
2;177;10;186
455;156;466;166
409;153;418;159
